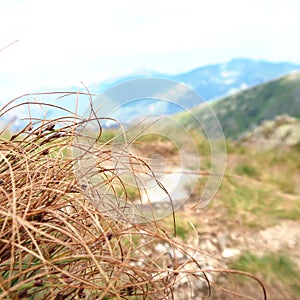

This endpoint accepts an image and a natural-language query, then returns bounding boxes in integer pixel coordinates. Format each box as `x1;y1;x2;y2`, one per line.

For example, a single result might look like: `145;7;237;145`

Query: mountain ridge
81;58;300;126
176;71;300;139
2;58;300;130
91;58;300;102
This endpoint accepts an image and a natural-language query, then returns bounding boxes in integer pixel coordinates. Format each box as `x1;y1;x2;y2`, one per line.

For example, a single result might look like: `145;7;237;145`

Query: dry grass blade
0;99;267;299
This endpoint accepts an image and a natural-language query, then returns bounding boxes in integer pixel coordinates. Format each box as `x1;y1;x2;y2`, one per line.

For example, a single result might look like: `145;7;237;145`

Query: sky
0;0;300;99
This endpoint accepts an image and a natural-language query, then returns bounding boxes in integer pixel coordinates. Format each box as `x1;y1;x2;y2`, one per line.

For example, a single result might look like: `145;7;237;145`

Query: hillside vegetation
176;72;300;139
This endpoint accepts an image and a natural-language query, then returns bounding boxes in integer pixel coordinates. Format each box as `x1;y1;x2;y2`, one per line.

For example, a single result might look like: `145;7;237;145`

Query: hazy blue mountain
2;58;300;129
85;58;300;122
89;68;165;93
92;58;300;101
173;58;300;100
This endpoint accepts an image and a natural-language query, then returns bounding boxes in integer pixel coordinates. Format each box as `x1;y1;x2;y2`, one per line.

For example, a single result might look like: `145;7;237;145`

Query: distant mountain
86;58;300;121
173;58;300;100
92;58;300;102
0;105;29;131
2;58;300;129
176;72;300;139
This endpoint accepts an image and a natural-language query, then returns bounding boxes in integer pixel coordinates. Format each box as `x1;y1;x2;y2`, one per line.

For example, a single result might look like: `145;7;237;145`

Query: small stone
222;248;241;259
154;243;169;253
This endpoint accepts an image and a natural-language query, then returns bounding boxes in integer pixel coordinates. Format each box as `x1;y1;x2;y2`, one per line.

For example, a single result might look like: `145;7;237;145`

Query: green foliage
177;72;300;139
100;128;116;141
160;212;196;241
270;175;297;194
224;140;300;195
232;252;297;280
231;252;300;297
219;176;300;228
234;163;260;178
135;133;165;143
255;148;300;194
175;220;192;241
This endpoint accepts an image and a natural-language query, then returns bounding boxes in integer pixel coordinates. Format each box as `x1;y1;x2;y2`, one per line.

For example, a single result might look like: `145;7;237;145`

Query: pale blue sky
1;0;300;99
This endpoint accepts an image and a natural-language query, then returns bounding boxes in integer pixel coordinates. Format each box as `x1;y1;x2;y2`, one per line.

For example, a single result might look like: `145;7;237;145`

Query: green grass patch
270;175;297;194
234;163;260;179
231;252;298;281
100;128;116;141
219;177;300;228
231;251;300;298
226;144;300;195
159;212;196;241
135;133;166;143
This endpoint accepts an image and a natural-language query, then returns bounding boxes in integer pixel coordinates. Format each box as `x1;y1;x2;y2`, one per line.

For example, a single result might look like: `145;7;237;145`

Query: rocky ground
151;207;300;299
242;114;300;150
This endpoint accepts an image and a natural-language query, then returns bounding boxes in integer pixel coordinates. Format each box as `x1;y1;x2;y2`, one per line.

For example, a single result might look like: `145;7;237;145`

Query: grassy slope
172;138;300;299
176;72;300;139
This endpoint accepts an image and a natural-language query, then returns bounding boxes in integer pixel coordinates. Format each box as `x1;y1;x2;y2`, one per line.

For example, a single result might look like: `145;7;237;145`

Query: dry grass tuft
0;98;267;299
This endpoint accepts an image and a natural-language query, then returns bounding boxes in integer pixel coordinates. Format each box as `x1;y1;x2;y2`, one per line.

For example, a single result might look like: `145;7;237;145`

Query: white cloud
0;0;300;97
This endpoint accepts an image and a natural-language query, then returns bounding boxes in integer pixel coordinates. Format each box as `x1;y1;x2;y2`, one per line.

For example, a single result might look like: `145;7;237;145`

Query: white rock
222;248;241;259
154;243;169;253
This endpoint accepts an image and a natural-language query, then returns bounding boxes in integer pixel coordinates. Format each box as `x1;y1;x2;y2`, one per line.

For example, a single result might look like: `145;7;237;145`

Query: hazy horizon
1;0;300;99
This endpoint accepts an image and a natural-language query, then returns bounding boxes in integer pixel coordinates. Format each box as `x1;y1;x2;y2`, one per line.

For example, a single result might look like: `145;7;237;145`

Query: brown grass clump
0;98;267;299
